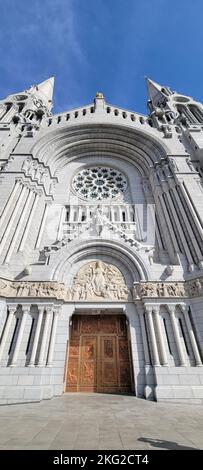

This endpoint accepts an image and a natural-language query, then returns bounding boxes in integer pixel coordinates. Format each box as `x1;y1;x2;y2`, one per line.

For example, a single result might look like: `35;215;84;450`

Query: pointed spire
29;77;55;110
36;77;54;108
145;77;166;104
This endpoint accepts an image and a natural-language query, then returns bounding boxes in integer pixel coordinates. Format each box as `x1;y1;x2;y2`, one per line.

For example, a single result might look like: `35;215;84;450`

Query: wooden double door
65;314;132;394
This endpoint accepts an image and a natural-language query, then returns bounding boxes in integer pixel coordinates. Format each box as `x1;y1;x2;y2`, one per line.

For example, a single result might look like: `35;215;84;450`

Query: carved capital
46;306;53;315
144;305;153;315
152;305;160;315
21;305;31;314
7;305;17;315
166;304;176;315
178;304;188;315
54;306;61;316
37;305;45;314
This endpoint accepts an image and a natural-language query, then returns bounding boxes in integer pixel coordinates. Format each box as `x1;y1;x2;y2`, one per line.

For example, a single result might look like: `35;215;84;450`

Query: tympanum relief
71;261;131;301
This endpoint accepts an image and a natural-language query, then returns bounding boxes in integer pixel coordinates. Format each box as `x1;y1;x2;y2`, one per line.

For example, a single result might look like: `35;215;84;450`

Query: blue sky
0;0;203;115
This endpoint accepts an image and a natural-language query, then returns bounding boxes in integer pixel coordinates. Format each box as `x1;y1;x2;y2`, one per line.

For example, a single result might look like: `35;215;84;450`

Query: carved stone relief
133;281;186;299
22;157;48;184
71;261;131;301
0;278;70;301
0;276;202;301
187;278;202;297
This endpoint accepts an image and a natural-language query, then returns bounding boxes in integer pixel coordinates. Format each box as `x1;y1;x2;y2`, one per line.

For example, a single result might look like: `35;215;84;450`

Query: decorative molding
22;157;48;184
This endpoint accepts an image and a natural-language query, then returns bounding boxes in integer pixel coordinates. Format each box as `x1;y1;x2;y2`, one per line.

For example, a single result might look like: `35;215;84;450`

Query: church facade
0;77;203;404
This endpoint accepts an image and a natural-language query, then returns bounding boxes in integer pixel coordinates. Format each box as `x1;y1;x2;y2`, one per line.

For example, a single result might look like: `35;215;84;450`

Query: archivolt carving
71;261;131;301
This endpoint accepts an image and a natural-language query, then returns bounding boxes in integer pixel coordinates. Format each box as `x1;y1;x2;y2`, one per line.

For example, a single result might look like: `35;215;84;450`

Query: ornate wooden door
65;314;132;393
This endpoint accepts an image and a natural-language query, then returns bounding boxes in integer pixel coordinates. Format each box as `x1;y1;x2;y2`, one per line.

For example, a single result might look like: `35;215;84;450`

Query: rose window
72;167;127;200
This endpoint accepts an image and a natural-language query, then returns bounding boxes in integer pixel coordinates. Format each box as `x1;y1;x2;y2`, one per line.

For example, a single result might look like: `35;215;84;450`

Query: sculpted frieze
0;276;203;302
133;281;186;299
0;279;70;301
187;278;202;297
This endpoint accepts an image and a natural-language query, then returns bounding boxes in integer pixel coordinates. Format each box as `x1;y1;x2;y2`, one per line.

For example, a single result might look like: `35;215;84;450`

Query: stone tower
0;77;203;404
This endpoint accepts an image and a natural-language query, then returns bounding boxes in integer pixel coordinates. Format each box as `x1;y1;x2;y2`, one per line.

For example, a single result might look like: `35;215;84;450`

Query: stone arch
48;239;149;284
31;123;171;177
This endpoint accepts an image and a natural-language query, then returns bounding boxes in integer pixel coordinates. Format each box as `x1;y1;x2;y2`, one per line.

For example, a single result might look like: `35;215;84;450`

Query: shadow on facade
138;437;196;450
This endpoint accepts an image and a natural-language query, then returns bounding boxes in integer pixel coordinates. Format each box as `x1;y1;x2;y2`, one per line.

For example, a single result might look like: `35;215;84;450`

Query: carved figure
22;157;31;173
29;161;38;178
92;261;106;294
71;261;129;301
169;158;178;172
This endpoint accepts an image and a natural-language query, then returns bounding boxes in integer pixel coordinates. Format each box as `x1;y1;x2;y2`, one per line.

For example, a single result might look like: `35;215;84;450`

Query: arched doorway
65;312;133;394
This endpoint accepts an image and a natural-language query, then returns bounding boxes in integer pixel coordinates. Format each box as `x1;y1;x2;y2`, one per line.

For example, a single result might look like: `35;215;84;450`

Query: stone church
0;77;203;405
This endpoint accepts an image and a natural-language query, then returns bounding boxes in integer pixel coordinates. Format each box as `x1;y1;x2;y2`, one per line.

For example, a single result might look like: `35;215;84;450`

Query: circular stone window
14;95;28;101
173;96;190;103
72;166;127;200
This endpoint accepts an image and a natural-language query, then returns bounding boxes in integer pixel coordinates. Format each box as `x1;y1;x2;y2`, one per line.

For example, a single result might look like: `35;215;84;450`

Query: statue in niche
91;205;108;235
71;261;130;301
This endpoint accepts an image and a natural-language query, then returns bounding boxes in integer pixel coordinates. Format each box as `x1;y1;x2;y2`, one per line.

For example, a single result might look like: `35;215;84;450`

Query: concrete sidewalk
0;393;202;450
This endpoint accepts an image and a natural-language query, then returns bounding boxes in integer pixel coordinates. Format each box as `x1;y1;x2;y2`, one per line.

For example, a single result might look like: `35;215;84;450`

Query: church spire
36;77;54;106
28;77;55;111
146;77;173;107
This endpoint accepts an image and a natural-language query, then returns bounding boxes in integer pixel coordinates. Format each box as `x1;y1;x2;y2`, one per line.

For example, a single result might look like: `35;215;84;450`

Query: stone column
126;205;131;222
0;184;28;255
153;306;168;366
137;306;151;365
165;190;194;270
57;206;65;241
180;305;202;366
167;305;186;366
5;188;34;263
110;206;114;222
10;305;30;367
145;306;160;366
28;306;44;367
0;179;21;228
37;306;53;367
20;191;40;251
46;307;60;367
0;306;16;363
118;205;123;223
3;104;18;122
